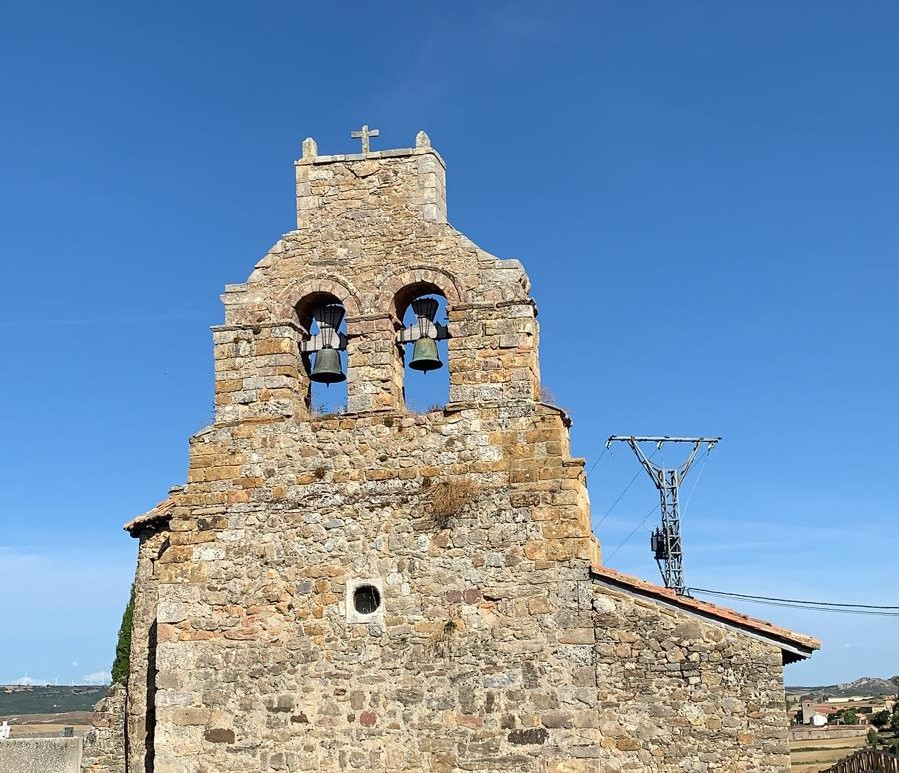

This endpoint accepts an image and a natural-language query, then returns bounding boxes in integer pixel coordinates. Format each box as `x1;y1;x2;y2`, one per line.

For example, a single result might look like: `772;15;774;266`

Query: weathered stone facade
124;515;171;773
117;131;817;773
80;682;126;773
592;579;792;772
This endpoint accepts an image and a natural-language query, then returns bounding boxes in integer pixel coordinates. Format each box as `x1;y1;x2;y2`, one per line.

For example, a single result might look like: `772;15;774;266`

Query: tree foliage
872;709;891;728
111;584;135;684
830;708;858;725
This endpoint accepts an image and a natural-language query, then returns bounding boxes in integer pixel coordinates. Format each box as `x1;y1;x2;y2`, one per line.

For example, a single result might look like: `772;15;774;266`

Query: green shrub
111;584;135;684
872;709;891;728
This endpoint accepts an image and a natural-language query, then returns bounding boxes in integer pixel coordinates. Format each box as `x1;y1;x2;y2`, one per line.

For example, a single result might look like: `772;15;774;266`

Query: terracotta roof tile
591;564;820;657
123;497;176;534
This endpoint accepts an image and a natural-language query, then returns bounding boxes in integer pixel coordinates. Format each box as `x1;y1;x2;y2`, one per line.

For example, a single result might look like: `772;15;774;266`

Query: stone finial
301;137;318;160
415;130;431;149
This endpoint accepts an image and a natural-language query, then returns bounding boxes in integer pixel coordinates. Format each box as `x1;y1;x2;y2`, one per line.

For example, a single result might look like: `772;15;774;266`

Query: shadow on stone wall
145;620;157;773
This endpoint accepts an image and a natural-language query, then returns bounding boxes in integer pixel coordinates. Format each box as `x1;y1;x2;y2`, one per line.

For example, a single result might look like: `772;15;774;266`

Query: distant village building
87;131;819;772
797;695;892;727
800;700;817;724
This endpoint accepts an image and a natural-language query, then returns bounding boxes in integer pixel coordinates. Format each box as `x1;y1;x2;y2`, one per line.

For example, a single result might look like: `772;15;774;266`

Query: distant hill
787;677;898;700
0;685;107;716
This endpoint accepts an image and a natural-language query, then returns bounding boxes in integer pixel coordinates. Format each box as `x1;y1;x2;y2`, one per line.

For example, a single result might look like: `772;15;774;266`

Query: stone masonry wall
134;133;797;773
126;526;168;773
214;137;539;421
153;402;600;773
150;137;606;772
80;683;126;773
592;583;791;772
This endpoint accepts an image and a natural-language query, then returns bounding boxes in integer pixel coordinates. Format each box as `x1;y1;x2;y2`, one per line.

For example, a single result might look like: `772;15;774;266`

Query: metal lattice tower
606;436;720;595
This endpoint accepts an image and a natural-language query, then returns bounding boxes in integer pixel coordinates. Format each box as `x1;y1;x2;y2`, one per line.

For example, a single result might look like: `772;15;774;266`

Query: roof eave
123;497;176;536
590;566;820;661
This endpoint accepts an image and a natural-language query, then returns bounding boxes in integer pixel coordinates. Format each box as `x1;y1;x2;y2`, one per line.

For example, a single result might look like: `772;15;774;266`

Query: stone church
88;130;819;773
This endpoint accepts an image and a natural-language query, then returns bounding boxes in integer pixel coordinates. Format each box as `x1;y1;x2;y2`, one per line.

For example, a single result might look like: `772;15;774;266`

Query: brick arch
376;266;464;320
276;275;362;323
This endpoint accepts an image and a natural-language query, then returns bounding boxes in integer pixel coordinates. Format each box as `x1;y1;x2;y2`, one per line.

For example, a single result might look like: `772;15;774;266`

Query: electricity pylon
606;436;720;595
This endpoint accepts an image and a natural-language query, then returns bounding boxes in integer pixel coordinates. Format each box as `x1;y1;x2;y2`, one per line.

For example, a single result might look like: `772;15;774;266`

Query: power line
585;444;609;480
691;589;899;617
689;587;899;611
605;502;660;562
596;469;642;526
595;447;660;528
679;447;711;520
692;594;899;618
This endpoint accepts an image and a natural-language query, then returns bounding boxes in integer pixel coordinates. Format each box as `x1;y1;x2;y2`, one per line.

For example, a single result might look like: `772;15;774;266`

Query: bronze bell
309;347;345;384
409;337;442;372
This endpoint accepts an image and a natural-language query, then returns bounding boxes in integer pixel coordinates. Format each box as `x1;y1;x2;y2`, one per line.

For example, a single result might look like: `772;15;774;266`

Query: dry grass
790;733;868;772
409;401;446;415
539;385;558;405
311;402;347;418
426;477;476;528
539;385;570;413
429;618;461;657
0;711;92;739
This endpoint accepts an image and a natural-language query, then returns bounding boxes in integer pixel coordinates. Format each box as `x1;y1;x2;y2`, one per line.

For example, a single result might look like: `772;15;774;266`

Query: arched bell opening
396;288;450;413
295;292;348;415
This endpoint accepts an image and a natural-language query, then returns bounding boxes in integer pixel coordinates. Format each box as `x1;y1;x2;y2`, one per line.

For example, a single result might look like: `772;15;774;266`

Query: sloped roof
591;565;820;662
123;497;176;535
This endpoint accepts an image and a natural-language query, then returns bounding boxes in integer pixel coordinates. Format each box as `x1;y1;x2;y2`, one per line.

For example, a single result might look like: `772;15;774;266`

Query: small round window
353;585;381;615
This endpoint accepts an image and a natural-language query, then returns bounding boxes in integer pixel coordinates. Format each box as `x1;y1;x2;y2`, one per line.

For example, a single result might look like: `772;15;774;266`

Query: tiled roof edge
590;565;821;656
123;498;176;535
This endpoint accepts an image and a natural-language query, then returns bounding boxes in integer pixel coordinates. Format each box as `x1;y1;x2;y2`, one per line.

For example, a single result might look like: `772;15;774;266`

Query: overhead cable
690;588;899;617
689;587;899;610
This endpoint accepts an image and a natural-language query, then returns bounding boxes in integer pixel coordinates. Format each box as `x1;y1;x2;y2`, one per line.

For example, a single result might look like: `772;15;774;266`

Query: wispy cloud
0;544;135;685
0;310;205;329
81;671;110;685
12;676;48;686
482;0;564;43
0;546;43;562
376;0;561;120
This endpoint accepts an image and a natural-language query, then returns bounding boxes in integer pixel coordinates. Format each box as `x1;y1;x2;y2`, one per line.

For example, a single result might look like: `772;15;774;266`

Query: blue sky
1;1;896;686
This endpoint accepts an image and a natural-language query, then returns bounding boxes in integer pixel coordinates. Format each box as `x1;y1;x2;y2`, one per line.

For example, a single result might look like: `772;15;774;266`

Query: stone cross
351;125;379;154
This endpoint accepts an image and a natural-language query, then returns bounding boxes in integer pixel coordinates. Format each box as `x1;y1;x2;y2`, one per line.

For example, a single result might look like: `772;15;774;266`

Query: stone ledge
210;321;303;334
537;401;572;427
453;299;537;311
295;146;446;170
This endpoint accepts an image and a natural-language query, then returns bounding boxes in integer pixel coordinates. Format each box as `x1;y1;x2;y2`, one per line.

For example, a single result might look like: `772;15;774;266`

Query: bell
409;337;442;372
309;347;345;384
